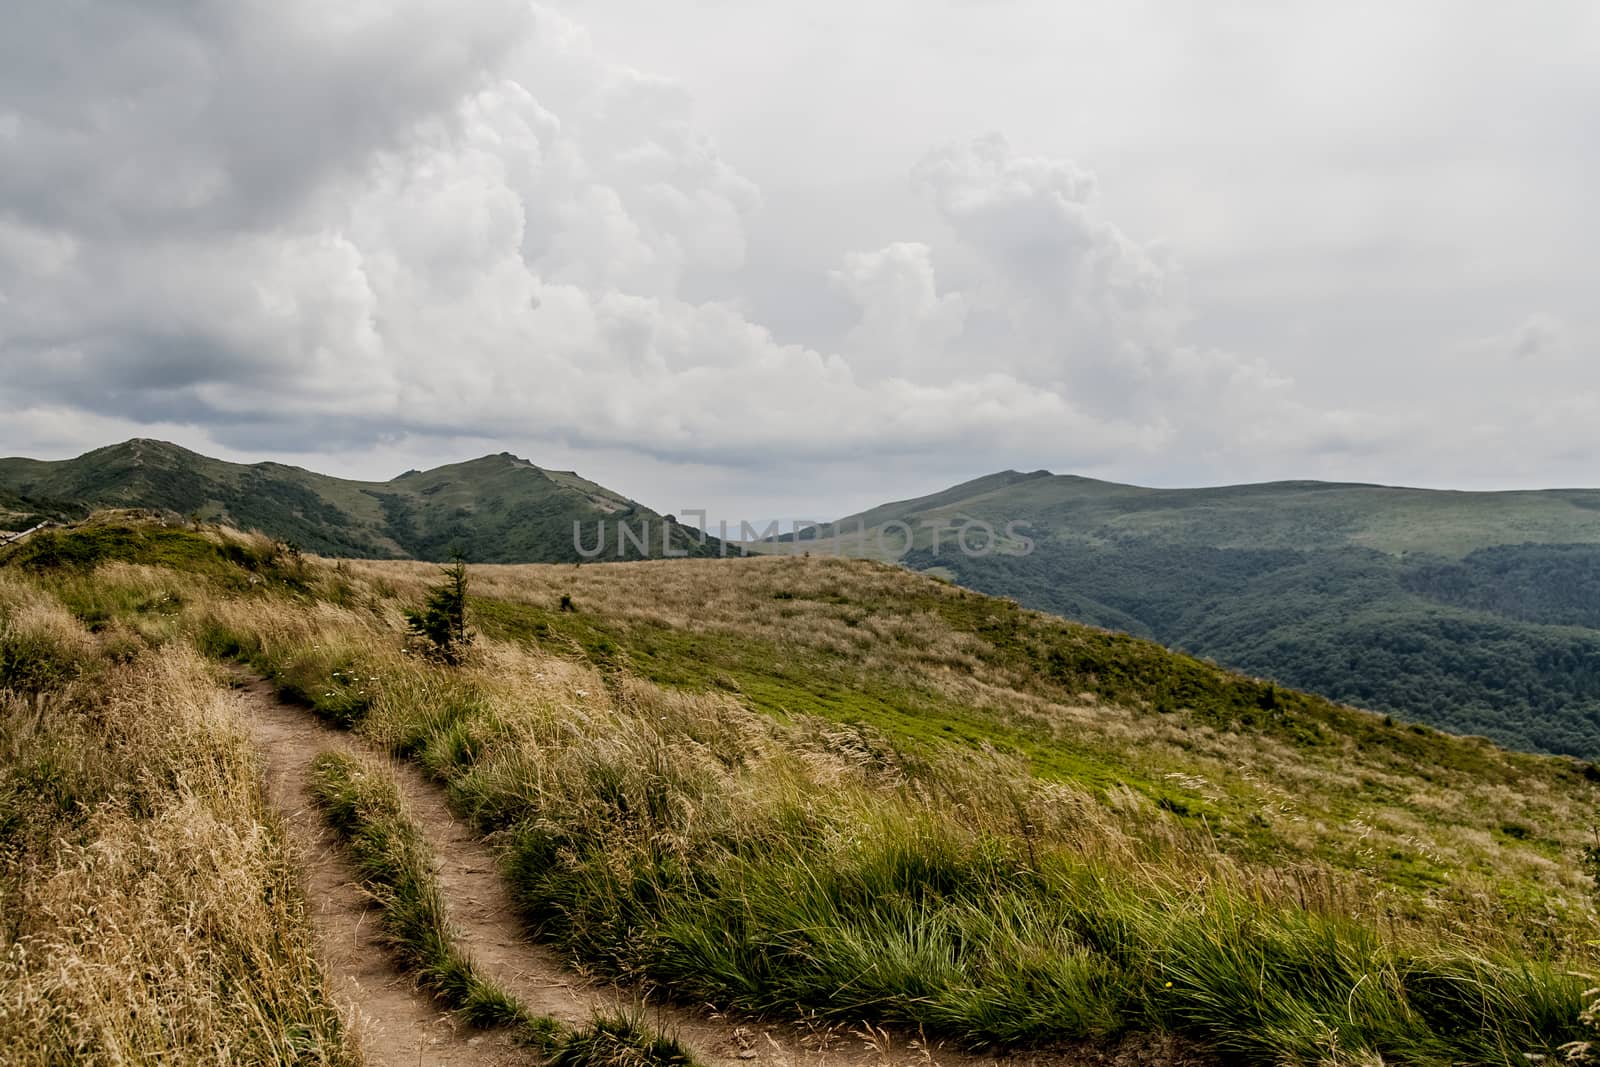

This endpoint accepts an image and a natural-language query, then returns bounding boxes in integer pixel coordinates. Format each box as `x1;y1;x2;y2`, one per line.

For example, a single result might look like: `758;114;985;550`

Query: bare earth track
230;672;1209;1067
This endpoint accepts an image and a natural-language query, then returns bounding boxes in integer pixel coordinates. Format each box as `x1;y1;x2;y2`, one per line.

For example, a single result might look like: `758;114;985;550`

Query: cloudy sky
1;1;1596;521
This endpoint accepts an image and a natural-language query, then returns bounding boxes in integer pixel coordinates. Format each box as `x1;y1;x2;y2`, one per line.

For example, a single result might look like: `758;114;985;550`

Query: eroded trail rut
230;673;1200;1067
239;675;534;1066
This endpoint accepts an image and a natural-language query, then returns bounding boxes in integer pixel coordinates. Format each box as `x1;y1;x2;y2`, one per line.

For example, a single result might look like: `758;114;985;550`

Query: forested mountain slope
787;472;1600;757
0;439;714;562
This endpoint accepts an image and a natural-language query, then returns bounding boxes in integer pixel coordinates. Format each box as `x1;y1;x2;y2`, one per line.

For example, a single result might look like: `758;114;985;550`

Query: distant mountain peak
113;437;187;454
0;440;719;563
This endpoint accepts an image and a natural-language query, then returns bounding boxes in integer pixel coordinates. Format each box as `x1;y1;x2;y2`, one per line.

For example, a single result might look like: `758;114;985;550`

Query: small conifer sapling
406;555;472;664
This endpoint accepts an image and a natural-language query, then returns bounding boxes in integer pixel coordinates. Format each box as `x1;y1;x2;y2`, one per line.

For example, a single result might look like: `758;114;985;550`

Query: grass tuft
550;1013;698;1067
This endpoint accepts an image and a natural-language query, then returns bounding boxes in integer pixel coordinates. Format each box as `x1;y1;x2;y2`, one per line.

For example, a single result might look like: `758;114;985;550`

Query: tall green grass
494;791;1583;1063
271;633;1589;1065
308;750;700;1066
355;665;1575;1067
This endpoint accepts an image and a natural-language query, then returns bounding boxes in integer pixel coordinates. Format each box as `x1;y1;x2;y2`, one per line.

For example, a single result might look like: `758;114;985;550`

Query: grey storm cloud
0;2;532;236
2;0;1598;509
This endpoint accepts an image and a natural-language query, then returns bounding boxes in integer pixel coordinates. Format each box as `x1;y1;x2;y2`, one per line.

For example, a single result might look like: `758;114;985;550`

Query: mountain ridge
776;468;1600;759
0;439;712;562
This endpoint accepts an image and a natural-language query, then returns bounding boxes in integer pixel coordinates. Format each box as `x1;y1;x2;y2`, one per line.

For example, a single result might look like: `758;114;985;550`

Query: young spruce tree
406;554;471;664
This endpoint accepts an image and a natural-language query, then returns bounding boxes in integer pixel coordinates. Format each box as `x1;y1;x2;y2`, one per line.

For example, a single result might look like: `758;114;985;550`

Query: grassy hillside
3;514;1597;1063
0;484;78;532
0;439;718;562
775;472;1600;758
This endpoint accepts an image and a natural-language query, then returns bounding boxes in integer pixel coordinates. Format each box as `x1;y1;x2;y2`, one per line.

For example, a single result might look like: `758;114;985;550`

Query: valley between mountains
10;440;1600;762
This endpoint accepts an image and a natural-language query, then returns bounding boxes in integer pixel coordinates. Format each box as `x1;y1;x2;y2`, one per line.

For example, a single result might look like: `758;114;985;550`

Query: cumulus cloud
831;243;967;383
0;1;532;237
893;135;1336;455
915;134;1182;351
9;0;1566;500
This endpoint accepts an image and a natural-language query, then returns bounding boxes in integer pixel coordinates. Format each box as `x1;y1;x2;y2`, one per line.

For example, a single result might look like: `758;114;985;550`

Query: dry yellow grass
0;592;359;1065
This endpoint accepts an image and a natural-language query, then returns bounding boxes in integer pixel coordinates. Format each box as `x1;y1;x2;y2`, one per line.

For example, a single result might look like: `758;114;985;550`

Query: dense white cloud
831;243;966;383
1;0;1597;518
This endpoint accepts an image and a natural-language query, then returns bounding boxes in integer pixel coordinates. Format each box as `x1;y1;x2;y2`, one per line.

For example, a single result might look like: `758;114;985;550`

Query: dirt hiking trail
229;671;1209;1067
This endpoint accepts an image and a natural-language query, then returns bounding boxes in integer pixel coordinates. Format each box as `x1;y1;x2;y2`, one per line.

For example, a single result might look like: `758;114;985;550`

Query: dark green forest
913;541;1600;758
